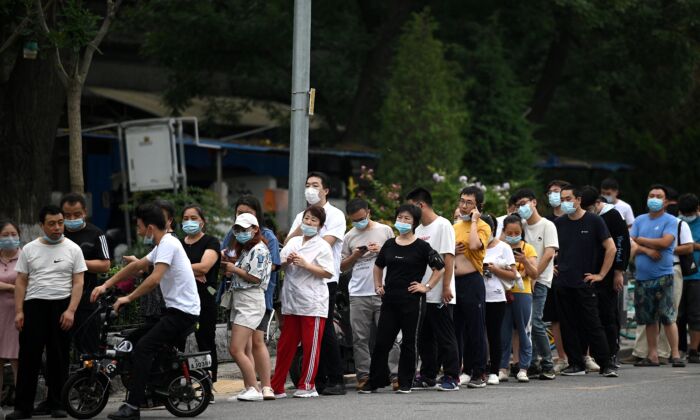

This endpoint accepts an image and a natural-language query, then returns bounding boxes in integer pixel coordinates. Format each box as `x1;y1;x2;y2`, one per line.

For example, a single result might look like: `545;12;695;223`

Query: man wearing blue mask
511;188;558;380
340;198;397;390
630;185;685;368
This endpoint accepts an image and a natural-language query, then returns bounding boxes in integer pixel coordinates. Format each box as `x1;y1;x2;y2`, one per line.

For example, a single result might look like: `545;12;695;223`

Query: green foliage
377;9;468;189
46;0;100;51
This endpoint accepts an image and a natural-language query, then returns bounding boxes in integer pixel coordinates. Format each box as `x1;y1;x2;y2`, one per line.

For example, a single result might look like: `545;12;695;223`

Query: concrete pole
288;0;311;227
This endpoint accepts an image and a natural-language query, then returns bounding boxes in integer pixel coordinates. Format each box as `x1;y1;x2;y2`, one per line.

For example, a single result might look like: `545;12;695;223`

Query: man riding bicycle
92;203;201;420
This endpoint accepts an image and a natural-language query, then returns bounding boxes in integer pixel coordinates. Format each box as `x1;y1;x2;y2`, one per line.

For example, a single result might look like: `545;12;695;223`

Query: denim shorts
634;275;676;325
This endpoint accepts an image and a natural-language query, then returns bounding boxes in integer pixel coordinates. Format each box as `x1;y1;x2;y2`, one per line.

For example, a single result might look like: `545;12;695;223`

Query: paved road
90;363;700;420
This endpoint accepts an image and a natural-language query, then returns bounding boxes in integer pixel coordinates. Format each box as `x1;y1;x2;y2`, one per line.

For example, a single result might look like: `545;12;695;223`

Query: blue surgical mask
235;231;253;244
301;223;318;237
182;220;202;236
603;195;615;204
459;213;471;222
561;201;576;215
505;235;522;245
647;198;664;212
679;214;698;224
518;204;533;220
143;234;154;246
43;234;64;244
64;218;84;231
352;218;369;230
548;192;561;207
0;237;20;249
394;221;412;235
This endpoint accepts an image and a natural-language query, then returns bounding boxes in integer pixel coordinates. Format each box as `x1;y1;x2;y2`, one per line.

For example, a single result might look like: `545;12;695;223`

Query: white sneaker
237;387;263;401
274;392;287;399
262;387;275;400
459;373;471;387
293;388;319;398
553;359;569;374
584;355;600;372
516;370;530;383
498;370;509;382
487;374;500;385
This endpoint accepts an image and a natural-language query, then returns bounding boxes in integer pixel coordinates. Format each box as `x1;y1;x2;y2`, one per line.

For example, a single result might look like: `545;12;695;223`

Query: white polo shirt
146;234;201;316
280;235;335;318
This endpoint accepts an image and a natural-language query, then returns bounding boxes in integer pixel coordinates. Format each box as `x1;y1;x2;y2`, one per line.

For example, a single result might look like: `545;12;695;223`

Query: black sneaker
357;382;377;394
395;386;412;394
107;404;140;420
671;357;686;368
467;375;486;388
33;401;51;416
509;363;520;378
612;355;621;369
601;367;618;378
539;369;556;380
321;382;347;395
527;364;541;378
51;409;67;418
688;350;700;364
5;410;32;420
411;376;437;390
560;365;586;376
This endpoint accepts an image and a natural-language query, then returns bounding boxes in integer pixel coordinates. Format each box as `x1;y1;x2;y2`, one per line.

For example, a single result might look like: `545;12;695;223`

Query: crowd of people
1;172;700;419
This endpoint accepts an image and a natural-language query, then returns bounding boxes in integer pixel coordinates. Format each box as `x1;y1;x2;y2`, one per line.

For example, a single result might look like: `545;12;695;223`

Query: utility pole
288;0;312;227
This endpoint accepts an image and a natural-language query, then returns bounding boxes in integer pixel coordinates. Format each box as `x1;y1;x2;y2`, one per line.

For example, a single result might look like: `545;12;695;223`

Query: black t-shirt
375;237;433;302
599;208;631;288
180;234;221;290
554;212;611;288
65;222;110;307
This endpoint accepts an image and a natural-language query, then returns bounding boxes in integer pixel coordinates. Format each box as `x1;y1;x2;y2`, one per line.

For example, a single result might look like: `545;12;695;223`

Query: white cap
234;213;259;229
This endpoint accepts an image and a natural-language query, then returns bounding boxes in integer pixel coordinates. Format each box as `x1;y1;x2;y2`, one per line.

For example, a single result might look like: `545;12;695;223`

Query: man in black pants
554;184;618;377
92;204;201;420
581;186;630;367
7;206;86;420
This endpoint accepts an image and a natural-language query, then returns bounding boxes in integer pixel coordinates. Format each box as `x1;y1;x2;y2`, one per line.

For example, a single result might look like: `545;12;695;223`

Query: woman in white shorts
225;213;272;401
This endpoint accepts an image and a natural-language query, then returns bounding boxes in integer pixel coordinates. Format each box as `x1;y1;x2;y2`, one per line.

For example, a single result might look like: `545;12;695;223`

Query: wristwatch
425;283;432;290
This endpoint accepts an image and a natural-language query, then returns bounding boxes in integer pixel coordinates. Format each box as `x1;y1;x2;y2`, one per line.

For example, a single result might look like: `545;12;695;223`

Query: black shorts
679;281;700;331
256;309;273;332
542;282;558;322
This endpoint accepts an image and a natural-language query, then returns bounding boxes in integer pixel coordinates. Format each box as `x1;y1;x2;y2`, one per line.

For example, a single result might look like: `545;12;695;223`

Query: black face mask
666;204;679;217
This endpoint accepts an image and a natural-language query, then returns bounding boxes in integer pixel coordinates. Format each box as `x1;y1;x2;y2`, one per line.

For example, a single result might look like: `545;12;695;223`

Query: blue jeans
500;293;533;369
531;283;553;370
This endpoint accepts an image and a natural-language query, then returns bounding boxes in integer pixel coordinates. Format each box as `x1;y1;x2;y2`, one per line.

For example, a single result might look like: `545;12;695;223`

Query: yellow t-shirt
453;219;492;275
512;241;537;294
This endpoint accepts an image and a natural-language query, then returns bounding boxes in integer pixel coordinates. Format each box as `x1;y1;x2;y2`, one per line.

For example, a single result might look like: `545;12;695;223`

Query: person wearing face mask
453;186;492;388
677;193;700;363
543;179;570;373
286;172;347;395
494;197;517;239
498;215;538;383
579;187;630;369
511;188;558;380
600;178;635;229
0;220;21;407
273;206;334;398
553;185;618;378
7;206;86;420
340;198;397;390
358;204;445;394
178;205;221;396
222;213;273;401
629;185;685;368
92;203;200;420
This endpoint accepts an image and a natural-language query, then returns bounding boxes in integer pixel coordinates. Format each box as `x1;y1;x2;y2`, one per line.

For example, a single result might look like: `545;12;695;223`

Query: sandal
634;358;660;367
671;357;686;368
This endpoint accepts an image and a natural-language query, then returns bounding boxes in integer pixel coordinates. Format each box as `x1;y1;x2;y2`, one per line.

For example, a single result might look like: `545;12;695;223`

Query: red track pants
271;314;326;393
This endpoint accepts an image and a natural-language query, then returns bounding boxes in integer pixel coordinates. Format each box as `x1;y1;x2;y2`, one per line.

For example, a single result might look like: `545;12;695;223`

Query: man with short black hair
511;188;558;379
406;188;461;391
92;203;201;420
554;185;618;377
287;171;347;395
677;193;700;362
7;206;86;420
600;178;635;228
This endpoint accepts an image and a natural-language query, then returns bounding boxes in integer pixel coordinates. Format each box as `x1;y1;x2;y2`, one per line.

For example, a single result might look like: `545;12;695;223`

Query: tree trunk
66;79;84;193
0;49;65;224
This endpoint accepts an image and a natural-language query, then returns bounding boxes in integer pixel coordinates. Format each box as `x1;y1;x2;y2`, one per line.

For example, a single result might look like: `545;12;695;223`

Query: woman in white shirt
482;215;517;385
271;206;335;399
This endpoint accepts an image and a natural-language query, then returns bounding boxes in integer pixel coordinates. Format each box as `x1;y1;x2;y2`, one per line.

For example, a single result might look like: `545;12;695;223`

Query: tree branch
78;0;122;81
34;0;69;88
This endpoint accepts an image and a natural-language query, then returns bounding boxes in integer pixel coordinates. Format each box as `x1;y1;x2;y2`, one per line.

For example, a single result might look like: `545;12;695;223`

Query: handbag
678;221;698;276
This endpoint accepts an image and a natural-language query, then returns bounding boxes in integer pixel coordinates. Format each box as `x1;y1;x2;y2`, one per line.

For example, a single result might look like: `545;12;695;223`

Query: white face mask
305;187;321;205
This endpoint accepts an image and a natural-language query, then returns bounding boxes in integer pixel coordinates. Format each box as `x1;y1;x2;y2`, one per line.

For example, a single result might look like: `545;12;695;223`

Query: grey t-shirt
15;238;87;300
342;222;395;296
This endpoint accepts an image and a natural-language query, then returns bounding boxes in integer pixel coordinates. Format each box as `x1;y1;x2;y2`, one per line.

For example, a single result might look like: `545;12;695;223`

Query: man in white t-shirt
341;198;397;389
601;178;635;228
92;203;200;420
512;188;559;379
406;188;461;391
8;205;86;420
286;171;347;395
